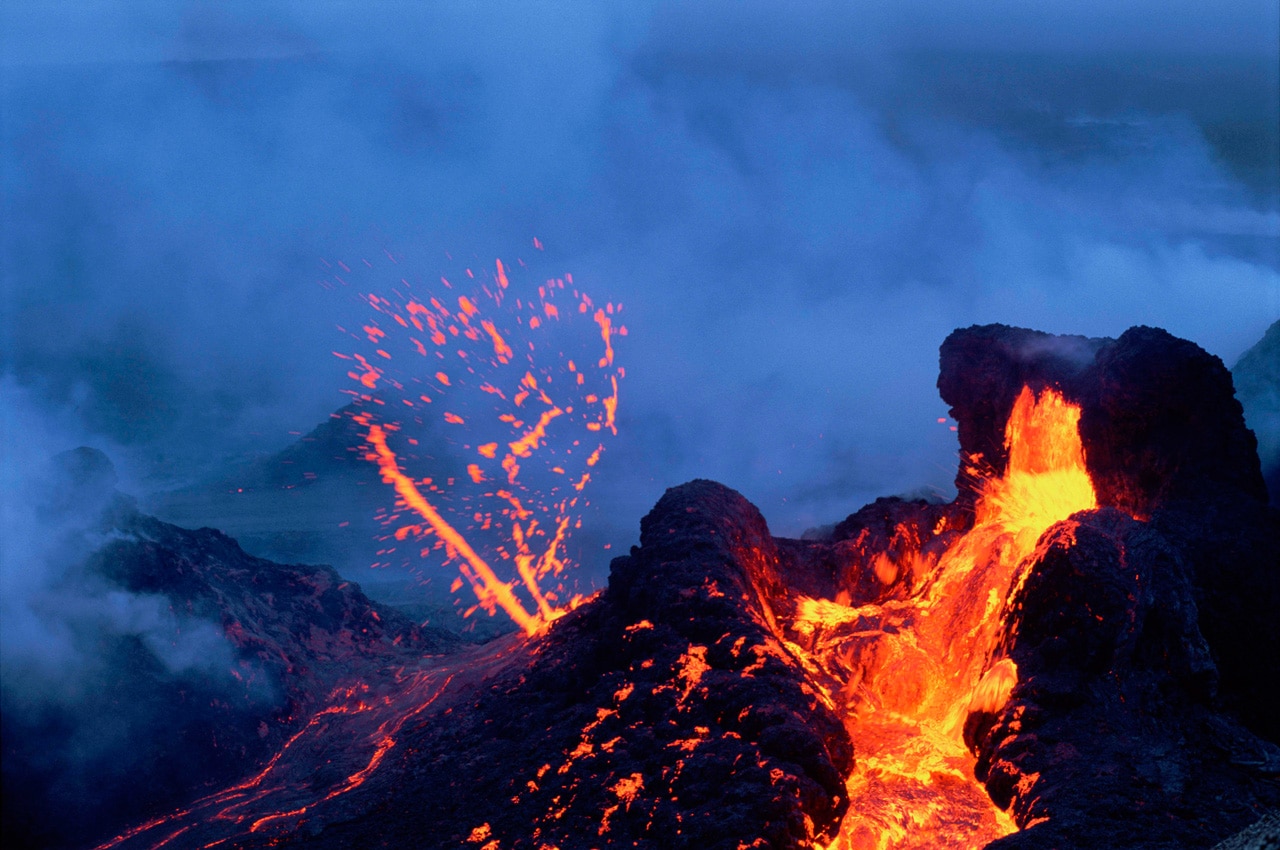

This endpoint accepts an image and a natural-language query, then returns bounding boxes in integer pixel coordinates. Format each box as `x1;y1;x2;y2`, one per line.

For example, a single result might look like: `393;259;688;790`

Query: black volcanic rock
92;508;457;699
108;481;854;850
940;324;1280;742
937;325;1106;505
939;324;1267;513
969;509;1279;849
1;458;453;850
934;325;1280;847
1079;326;1267;514
298;481;852;850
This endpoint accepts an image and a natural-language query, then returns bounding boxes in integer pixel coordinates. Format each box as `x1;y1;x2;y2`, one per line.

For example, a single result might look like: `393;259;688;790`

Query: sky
2;0;1278;573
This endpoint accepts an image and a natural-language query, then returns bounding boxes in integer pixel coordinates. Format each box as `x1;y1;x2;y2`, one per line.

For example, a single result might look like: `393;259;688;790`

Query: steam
0;381;238;687
1;0;1275;565
0;381;255;846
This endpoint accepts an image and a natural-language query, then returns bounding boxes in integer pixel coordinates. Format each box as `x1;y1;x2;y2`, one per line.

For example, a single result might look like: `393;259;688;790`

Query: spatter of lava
335;253;626;634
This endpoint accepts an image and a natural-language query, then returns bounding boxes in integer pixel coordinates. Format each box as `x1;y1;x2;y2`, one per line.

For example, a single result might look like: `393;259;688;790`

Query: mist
3;0;1277;593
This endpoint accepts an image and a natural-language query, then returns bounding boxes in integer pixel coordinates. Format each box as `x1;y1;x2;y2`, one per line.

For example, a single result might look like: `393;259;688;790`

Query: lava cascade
791;386;1097;850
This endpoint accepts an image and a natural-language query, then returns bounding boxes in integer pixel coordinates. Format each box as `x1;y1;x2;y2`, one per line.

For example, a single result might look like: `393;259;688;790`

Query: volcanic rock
16;322;1280;850
937;325;1280;847
938;324;1267;512
941;324;1280;741
205;480;855;850
969;509;1278;848
1;453;452;850
1213;812;1280;850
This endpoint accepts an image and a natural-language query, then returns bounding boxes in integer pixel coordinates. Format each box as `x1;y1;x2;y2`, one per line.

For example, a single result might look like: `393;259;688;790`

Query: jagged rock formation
941;324;1279;738
1;448;451;850
973;510;1277;848
219;480;853;850
938;324;1268;512
939;325;1280;847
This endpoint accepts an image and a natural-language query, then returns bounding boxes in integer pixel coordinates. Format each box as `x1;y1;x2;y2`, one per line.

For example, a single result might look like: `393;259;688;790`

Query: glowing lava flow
794;386;1097;850
92;638;532;850
337;255;626;634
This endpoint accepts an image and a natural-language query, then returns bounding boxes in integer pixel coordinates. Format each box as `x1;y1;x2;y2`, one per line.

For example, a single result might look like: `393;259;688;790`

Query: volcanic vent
94;324;1279;850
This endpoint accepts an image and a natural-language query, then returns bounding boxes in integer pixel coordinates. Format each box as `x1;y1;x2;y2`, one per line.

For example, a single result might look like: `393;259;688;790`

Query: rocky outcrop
213;480;854;850
1;449;450;850
939;324;1267;513
940;324;1280;742
969;510;1279;848
936;325;1280;848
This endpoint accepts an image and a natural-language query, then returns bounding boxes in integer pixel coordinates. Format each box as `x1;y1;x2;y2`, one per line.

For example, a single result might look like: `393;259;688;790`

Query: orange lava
340;257;625;634
94;640;532;850
794;386;1096;849
360;413;540;634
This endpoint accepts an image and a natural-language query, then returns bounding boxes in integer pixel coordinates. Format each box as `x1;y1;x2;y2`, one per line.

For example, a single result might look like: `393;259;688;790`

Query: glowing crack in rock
339;256;626;635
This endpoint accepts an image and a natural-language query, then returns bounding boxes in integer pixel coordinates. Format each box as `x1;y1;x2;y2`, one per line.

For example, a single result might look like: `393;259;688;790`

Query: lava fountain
92;253;627;850
336;254;626;634
792;386;1097;849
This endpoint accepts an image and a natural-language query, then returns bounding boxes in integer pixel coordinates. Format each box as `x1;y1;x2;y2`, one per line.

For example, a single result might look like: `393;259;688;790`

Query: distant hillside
146;401;461;577
2;447;456;850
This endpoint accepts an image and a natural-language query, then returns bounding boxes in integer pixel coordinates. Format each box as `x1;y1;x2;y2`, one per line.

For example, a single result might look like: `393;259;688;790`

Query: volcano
7;323;1279;850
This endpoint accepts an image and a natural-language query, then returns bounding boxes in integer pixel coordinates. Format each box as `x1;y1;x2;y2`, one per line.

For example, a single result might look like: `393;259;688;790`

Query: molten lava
793;386;1097;849
339;255;626;634
94;638;533;850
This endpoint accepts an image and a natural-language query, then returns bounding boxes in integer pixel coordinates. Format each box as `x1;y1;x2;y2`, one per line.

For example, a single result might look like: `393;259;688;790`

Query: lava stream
93;638;532;850
795;386;1097;850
